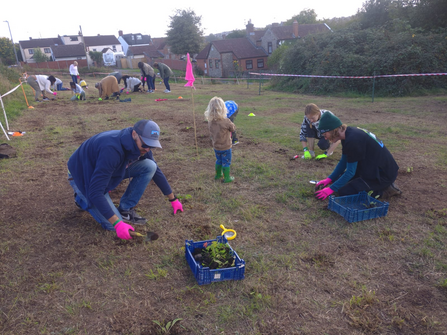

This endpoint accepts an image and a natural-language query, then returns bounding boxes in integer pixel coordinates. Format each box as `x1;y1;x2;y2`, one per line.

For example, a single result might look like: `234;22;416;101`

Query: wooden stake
191;88;199;156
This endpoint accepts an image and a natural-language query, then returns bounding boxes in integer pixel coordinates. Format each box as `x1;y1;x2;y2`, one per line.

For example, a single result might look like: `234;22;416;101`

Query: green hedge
271;26;447;96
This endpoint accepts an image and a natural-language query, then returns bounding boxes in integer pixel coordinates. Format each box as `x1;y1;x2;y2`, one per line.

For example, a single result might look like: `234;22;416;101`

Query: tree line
268;0;447;95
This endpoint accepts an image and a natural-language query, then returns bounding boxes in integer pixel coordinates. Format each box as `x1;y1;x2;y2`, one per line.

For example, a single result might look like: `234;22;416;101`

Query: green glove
315;154;328;160
303;150;312;160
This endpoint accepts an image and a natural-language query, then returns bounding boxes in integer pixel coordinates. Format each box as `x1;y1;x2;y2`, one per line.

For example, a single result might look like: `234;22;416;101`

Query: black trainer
119;208;147;225
74;193;82;209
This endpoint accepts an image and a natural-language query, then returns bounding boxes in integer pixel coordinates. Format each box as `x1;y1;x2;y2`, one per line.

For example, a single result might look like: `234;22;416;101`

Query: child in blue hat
225;100;239;145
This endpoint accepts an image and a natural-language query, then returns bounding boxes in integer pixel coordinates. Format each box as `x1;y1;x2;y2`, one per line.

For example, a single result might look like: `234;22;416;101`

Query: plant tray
328;191;389;223
185;235;245;285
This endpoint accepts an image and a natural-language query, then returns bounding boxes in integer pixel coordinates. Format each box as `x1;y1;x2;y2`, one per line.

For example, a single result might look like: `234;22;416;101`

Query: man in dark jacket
67;120;183;240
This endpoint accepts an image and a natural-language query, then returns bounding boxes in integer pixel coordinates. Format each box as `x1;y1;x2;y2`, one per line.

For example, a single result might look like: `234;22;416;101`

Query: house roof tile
127;45;164;58
120;33;152;46
51;43;86;58
297;24;330;37
84;35;120;47
19;37;62;49
196;43;211;59
151;38;167;50
247;30;266;41
270;26;296;39
211;38;267;59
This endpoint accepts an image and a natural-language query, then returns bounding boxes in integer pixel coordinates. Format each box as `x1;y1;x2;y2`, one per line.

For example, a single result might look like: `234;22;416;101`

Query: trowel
129;231;159;242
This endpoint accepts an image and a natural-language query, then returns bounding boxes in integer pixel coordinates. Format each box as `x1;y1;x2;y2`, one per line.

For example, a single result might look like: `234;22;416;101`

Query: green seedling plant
363;190;380;208
152;318;183;334
145;268;168;280
177;194;192;200
199;241;235;269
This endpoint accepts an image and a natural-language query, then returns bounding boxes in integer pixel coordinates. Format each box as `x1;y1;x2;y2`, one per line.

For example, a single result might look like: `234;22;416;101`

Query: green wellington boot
215;164;223;180
222;166;234;183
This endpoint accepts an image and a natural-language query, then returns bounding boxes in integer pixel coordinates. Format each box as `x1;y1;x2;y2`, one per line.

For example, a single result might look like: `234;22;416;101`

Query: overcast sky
1;0;365;43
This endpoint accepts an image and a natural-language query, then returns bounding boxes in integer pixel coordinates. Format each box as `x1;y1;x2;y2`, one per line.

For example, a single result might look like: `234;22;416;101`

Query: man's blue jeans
145;75;155;90
68;158;157;230
163;77;170;91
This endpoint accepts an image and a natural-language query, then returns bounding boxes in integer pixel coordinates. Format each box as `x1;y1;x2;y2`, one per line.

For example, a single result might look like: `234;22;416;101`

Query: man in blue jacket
67;120;183;240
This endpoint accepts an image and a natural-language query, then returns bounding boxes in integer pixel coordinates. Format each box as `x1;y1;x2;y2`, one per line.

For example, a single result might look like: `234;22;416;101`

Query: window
215;60;220;69
268;42;272;54
93;49;97;51
112;45;117;51
209;59;213;68
257;59;264;68
246;60;253;69
70;36;78;42
136;35;142;40
29;49;34;54
44;48;51;53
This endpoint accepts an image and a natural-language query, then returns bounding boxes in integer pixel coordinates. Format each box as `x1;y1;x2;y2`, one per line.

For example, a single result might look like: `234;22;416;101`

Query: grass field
1;76;447;334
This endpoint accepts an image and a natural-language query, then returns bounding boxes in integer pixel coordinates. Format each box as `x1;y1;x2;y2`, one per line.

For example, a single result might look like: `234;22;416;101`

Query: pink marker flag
184;53;195;88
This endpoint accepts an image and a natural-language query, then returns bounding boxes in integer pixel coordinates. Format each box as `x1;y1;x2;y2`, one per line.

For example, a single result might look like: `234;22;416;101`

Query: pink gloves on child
115;221;134;240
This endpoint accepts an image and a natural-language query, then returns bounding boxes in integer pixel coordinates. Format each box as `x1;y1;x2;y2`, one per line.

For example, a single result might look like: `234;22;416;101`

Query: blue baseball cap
133;120;162;148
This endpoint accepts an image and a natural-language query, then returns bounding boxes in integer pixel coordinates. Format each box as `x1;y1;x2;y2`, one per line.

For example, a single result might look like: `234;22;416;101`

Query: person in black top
314;112;402;200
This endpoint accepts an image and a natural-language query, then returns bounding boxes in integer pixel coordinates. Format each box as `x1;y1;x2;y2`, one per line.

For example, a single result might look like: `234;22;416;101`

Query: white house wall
85;44;123;66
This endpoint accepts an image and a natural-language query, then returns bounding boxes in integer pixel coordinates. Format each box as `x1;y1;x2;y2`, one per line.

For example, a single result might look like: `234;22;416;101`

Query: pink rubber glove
315;187;334;200
53;92;57;96
115;221;135;240
315;177;332;190
171;199;183;215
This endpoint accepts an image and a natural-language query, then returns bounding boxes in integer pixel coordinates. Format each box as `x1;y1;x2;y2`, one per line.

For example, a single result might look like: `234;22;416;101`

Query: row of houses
19;20;331;77
19;32;172;67
196;20;331;77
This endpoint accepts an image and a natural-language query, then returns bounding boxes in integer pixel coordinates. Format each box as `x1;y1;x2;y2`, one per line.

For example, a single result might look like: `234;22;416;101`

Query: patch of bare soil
1;85;447;334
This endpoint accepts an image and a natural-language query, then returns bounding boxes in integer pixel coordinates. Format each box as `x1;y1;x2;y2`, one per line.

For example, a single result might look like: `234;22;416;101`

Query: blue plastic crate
185;235;245;285
328;191;389;223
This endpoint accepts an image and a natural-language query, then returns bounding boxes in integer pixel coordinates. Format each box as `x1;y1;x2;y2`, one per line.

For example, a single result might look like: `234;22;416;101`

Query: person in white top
121;75;142;93
25;73;57;102
52;77;62;91
51;77;69;91
69;61;79;84
70;82;86;101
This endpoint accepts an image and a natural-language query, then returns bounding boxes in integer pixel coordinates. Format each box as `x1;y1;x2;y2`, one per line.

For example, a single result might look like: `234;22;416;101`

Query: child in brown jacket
204;97;236;183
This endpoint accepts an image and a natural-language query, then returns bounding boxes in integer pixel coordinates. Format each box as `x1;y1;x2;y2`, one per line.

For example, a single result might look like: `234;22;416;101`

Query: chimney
119;30;123;36
293;20;299;37
246;19;254;35
29;37;32;40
